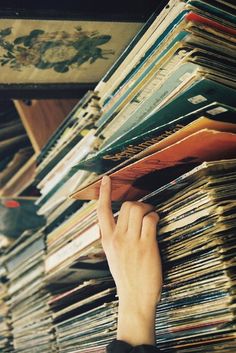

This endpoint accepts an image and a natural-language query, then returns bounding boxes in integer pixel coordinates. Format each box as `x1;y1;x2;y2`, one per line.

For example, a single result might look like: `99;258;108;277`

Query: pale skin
97;175;163;347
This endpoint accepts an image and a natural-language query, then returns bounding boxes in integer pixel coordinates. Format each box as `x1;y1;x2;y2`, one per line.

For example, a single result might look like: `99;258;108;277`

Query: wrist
119;298;157;316
118;291;158;315
117;300;157;346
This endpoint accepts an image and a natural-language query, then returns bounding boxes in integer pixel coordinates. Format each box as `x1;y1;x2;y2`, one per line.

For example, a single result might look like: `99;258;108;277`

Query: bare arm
97;175;163;347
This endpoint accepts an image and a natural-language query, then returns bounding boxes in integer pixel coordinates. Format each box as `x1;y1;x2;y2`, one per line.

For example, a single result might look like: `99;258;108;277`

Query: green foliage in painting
0;26;114;73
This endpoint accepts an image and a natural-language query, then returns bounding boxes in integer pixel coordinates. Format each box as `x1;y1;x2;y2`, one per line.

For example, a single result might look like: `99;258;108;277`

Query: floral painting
0;19;142;84
0;26;114;73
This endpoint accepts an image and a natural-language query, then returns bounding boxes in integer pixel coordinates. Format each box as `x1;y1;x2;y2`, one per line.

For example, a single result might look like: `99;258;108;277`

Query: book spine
45;223;100;273
98;1;187;103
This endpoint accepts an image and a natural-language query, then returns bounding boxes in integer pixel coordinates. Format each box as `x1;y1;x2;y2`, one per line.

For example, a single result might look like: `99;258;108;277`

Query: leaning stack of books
71;0;236;201
44;200;107;285
35;91;101;223
34;91;115;353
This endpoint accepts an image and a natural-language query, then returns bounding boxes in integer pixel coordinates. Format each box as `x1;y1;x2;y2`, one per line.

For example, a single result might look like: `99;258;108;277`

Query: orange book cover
136;116;236;159
71;129;236;201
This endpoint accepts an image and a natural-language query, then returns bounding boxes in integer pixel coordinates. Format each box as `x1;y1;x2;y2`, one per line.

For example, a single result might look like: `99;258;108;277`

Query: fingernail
101;175;109;185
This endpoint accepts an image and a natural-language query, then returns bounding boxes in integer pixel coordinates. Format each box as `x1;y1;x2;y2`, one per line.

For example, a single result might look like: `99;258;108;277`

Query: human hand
97;175;162;346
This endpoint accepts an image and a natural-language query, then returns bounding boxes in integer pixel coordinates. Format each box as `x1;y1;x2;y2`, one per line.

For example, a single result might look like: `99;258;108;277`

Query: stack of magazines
47;157;236;352
44;200;108;285
35;91;101;222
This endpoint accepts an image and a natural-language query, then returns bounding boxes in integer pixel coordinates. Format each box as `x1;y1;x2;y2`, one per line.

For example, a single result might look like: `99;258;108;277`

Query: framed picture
0;1;153;98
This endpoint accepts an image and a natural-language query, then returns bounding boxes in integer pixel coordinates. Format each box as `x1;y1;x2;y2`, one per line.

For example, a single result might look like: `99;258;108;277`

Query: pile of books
44;200;107;284
32;92;117;353
4;231;54;353
70;0;236;200
48;277;117;353
35;91;101;222
144;159;236;352
31;0;236;352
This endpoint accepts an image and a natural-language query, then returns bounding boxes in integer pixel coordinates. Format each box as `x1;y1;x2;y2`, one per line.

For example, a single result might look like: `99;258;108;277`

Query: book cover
76;102;236;174
71;130;236;201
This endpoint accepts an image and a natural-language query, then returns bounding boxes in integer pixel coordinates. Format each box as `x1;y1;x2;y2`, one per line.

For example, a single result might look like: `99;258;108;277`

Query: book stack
34;91;116;353
140;158;236;352
29;0;236;352
4;231;55;353
71;0;236;200
0;258;13;353
48;277;117;353
66;158;236;352
44;200;107;285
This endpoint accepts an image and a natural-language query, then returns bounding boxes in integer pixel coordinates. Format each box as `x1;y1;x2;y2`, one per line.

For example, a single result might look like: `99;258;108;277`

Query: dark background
0;1;169;21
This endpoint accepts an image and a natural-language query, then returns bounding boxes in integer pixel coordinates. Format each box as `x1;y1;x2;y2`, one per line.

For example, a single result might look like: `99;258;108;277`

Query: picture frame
0;0;158;98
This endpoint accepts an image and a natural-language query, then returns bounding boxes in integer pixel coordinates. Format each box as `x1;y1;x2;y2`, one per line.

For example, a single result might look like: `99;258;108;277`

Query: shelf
14;99;78;154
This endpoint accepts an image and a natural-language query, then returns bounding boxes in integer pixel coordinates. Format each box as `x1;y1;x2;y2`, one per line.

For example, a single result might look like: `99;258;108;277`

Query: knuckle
121;201;132;210
97;207;109;219
113;229;119;238
145;212;159;222
130;202;144;213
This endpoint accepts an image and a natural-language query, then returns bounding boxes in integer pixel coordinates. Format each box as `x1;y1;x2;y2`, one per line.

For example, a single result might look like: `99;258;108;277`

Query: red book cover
186;12;236;35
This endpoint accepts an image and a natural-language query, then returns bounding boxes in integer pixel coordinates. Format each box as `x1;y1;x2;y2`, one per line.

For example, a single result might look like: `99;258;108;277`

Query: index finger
97;175;115;238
